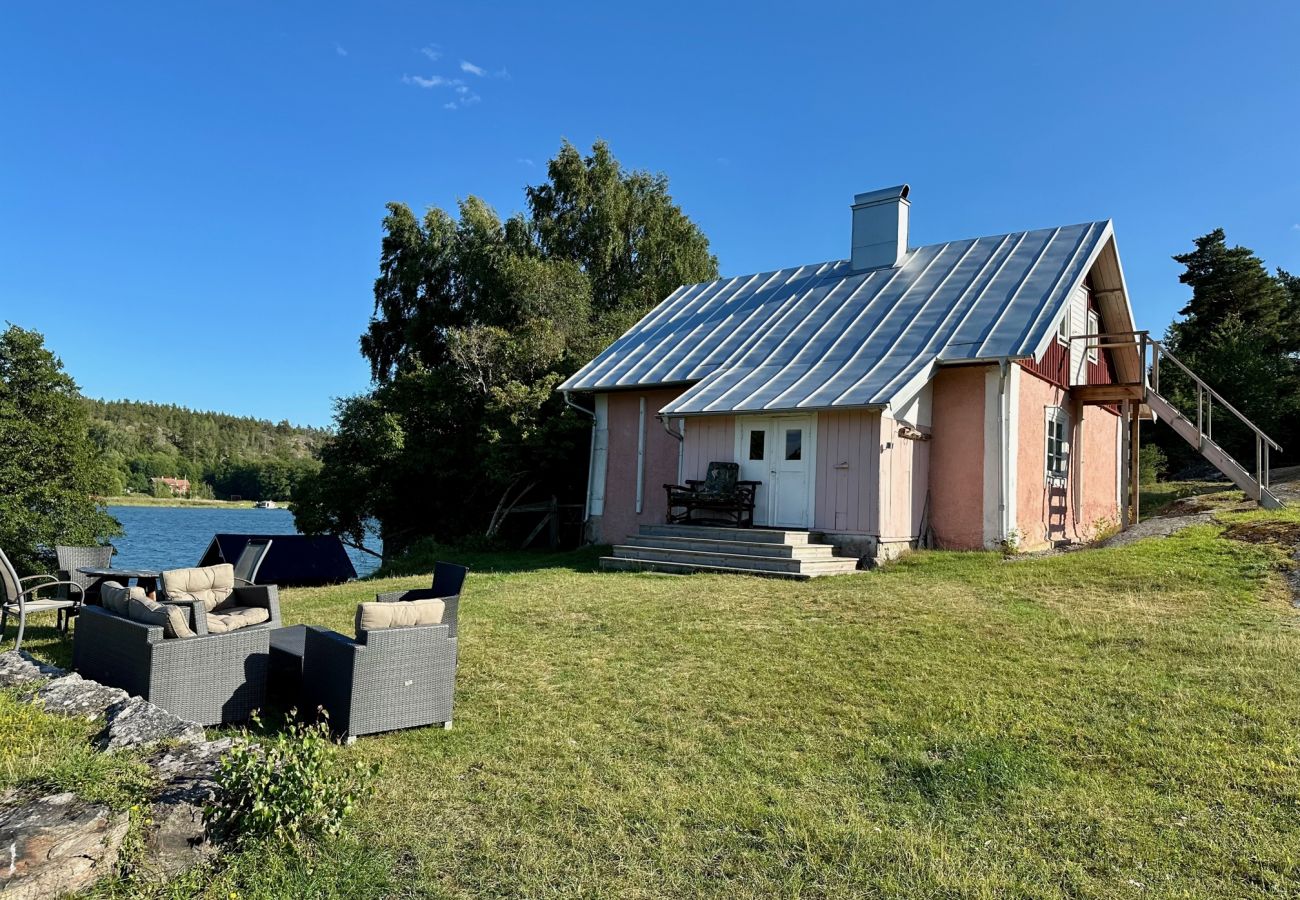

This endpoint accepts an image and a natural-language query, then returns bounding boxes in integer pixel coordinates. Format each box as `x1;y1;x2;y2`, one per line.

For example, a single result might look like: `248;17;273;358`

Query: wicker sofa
301;583;460;741
73;578;281;725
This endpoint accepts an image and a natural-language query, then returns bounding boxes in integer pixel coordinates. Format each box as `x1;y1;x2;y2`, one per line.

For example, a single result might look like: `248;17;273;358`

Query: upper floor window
1045;407;1069;480
1056;308;1070;345
1086;309;1100;363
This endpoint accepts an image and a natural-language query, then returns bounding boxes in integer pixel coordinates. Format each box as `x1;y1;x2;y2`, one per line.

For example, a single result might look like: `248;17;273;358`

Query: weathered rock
0;650;64;687
100;696;205;751
0;791;129;900
139;738;238;876
33;673;130;721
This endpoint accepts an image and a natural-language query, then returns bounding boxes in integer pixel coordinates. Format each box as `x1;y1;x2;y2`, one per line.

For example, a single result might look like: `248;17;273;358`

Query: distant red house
151;476;191;497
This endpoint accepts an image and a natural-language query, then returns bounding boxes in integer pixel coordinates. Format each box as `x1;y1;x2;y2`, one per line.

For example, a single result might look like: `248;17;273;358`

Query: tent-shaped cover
197;534;357;587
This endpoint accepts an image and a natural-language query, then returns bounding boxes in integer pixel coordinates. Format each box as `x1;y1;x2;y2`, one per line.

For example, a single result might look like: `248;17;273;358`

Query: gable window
1056;308;1070;345
1045;407;1069;480
1086;309;1100;363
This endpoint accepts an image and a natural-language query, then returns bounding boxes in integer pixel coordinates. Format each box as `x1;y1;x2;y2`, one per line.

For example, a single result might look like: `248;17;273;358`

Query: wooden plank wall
680;415;735;482
813;409;880;534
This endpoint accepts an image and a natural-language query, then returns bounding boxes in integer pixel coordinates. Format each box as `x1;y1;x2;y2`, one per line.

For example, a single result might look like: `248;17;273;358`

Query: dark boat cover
197;534;357;586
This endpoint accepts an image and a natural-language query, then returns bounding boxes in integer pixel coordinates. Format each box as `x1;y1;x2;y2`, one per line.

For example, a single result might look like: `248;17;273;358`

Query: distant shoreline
98;496;292;510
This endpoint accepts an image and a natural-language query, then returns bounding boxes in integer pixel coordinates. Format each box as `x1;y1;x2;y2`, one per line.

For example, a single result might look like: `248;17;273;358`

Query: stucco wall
1015;368;1120;549
594;388;685;545
927;365;990;549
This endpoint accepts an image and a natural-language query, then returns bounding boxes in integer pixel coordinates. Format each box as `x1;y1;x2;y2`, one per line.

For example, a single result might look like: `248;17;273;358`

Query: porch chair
664;461;761;527
1;546;85;651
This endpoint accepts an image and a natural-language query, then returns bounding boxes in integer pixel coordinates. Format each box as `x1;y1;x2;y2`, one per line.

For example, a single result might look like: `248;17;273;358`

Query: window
1057;308;1070;345
1045;407;1069;479
1086;309;1100;363
748;429;765;461
784;428;802;461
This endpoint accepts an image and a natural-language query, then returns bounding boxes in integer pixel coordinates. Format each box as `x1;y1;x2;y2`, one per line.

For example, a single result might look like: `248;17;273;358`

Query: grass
14;512;1300;897
0;689;153;808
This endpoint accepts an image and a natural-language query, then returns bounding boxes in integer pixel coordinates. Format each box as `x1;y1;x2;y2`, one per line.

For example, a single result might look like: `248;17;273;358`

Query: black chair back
431;561;469;598
233;538;273;584
703;462;740;494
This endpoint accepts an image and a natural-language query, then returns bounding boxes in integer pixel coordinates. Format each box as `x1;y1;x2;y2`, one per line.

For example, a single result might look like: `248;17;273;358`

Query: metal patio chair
1;546;85;651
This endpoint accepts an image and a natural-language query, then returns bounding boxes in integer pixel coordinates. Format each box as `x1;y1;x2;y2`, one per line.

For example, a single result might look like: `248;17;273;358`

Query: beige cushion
100;581;147;617
161;564;235;612
128;594;196;639
355;597;445;634
205;605;270;635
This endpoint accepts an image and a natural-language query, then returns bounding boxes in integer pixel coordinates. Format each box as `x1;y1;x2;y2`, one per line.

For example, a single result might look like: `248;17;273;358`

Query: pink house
559;185;1149;571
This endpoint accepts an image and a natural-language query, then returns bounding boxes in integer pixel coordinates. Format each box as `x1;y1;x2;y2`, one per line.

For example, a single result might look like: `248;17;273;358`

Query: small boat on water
254;500;278;509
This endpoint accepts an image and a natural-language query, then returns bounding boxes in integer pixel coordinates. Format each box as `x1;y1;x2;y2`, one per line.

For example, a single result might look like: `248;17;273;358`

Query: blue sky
3;1;1297;426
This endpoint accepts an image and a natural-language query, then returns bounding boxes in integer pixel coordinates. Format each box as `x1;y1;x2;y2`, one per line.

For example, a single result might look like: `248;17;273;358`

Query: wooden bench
663;462;760;528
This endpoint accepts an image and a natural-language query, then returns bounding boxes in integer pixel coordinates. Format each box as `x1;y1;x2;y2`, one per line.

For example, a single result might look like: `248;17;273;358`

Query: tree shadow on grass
370;544;609;579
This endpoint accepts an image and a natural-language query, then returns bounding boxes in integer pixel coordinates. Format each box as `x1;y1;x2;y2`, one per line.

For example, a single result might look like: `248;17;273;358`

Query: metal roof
559;220;1116;416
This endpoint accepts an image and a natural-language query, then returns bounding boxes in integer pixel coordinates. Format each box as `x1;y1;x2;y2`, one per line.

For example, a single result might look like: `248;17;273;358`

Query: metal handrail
1070;329;1281;497
1147;337;1282;451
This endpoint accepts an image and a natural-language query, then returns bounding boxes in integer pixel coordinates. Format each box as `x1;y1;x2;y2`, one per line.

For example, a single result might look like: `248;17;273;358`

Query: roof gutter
562;390;595;420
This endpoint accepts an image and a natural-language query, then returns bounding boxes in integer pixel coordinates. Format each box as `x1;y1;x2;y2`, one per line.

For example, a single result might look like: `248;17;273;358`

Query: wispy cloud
1292;223;1300;232
517;158;535;167
334;42;348;57
420;44;441;61
460;60;486;77
403;74;461;89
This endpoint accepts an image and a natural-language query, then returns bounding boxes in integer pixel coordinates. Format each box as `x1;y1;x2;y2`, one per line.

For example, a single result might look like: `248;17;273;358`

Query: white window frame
1045;406;1070;482
1086;309;1100;363
1056;307;1070;345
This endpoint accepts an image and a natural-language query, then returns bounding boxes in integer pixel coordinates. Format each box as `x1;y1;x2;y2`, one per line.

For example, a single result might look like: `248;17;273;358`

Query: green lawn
13;507;1300;898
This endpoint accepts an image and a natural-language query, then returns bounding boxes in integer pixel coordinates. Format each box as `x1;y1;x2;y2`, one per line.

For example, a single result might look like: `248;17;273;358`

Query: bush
1139;444;1168;484
207;713;379;845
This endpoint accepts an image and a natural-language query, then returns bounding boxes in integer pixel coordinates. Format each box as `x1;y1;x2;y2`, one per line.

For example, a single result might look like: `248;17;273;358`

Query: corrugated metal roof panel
558;220;1114;415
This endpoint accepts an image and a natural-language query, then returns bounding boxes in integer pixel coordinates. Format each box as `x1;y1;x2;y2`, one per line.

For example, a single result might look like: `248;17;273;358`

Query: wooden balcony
1072;382;1144;404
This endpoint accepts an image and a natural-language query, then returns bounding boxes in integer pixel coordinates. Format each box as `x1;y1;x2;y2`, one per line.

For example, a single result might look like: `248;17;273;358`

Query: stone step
612;545;860;576
622;535;837;559
639;523;812;544
614;545;807;573
600;556;855;580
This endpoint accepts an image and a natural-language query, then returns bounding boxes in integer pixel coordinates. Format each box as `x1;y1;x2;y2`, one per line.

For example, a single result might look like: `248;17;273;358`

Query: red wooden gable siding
1022;336;1069;387
1020;286;1118;393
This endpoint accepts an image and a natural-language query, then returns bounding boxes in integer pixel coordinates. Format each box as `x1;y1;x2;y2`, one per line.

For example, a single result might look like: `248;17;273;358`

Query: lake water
106;506;381;578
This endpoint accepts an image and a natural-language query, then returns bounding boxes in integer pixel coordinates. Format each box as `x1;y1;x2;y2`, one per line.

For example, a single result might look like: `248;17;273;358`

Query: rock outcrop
0;791;129;900
0;650;247;887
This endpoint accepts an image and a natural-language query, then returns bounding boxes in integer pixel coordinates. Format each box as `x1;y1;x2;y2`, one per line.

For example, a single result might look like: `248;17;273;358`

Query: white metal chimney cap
852;184;910;207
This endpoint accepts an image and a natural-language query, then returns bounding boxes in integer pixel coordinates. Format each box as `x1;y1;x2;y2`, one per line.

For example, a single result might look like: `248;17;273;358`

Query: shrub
207;713;379;845
1139;444;1168;484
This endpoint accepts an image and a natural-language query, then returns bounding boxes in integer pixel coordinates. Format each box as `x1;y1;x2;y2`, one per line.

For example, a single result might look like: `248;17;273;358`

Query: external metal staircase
1087;332;1284;510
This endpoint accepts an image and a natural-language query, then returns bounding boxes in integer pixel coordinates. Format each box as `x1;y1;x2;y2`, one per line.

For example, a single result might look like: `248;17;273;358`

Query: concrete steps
601;524;860;579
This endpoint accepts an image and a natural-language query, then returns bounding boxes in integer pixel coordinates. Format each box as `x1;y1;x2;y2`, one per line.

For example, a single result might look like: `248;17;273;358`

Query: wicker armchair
73;584;281;725
301;572;463;741
55;544;113;604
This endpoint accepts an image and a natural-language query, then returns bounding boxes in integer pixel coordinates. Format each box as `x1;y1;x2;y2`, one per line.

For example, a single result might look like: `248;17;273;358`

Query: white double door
734;415;816;528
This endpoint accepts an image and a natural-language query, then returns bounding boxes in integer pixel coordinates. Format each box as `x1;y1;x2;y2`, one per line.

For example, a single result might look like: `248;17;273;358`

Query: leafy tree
1155;230;1300;471
297;140;717;558
0;325;120;573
